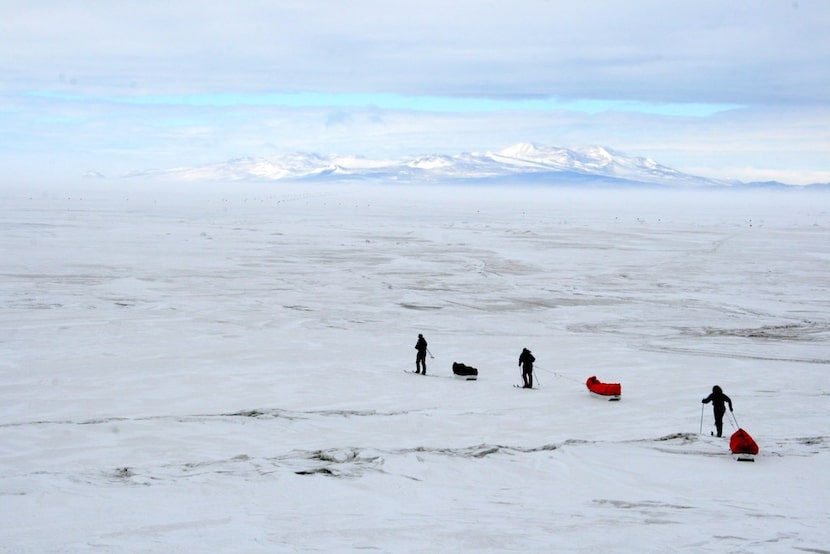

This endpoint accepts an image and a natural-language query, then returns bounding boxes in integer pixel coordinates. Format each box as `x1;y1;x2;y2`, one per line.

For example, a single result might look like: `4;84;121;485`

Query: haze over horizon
2;1;829;185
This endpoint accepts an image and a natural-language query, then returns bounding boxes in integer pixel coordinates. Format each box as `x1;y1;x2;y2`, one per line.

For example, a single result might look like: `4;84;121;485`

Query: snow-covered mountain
126;143;738;187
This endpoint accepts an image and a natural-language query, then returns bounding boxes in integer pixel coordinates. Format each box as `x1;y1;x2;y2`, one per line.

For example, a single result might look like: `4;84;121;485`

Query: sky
1;0;829;184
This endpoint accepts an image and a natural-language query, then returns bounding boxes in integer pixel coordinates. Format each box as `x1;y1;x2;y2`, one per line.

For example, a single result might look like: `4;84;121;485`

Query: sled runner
729;428;759;462
586;375;621;401
452;362;478;381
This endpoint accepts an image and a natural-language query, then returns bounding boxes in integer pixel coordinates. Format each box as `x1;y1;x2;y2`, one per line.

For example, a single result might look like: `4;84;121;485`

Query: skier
518;348;535;388
702;385;733;437
414;334;428;375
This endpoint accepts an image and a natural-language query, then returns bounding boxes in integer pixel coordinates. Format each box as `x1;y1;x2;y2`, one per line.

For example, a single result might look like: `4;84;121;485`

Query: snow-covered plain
1;181;829;553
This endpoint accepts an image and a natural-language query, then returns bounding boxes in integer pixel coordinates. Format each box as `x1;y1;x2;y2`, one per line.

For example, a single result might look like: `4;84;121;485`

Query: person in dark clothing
702;385;733;437
518;348;535;388
415;334;428;374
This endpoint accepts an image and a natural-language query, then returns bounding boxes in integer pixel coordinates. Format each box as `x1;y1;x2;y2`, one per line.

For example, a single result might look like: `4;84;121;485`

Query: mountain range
123;143;823;188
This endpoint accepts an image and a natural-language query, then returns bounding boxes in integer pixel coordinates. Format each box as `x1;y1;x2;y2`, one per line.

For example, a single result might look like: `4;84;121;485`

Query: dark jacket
702;386;733;413
415;336;427;354
518;349;535;371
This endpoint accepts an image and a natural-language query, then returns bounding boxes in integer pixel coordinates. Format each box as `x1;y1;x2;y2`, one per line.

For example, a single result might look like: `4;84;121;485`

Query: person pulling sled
415;334;428;375
518;348;535;388
702;385;733;437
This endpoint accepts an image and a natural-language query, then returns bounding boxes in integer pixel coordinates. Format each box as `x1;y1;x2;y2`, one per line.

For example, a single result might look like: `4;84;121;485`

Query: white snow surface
1;181;829;553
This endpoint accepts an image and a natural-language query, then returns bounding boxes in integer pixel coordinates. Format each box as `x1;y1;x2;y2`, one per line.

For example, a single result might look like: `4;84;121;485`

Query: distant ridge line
120;142;825;188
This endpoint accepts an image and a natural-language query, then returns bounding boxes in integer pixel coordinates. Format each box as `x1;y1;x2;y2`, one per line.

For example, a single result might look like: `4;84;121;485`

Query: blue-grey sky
2;0;829;184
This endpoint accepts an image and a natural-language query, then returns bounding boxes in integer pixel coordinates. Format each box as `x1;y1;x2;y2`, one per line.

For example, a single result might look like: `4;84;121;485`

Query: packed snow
1;181;828;553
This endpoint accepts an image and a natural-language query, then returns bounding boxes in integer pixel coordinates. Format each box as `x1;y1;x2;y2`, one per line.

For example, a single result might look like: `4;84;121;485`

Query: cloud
1;0;828;183
4;1;828;101
325;110;352;127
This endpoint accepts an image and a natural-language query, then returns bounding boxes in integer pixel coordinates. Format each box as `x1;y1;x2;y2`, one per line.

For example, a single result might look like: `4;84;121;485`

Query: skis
404;370;438;377
404;370;476;381
514;385;537;390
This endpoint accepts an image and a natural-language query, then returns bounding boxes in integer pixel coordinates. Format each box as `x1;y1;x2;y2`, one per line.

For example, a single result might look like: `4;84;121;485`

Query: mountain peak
498;142;545;158
125;142;748;187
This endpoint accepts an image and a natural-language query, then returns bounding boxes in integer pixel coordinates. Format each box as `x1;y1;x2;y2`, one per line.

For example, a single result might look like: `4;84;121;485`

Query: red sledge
586;376;621;401
729;428;759;462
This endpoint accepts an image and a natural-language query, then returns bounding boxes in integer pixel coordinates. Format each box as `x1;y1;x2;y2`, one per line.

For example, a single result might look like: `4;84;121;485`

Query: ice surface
1;181;828;552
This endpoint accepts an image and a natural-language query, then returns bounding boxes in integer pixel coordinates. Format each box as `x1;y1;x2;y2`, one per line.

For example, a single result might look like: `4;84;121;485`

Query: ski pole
533;370;541;388
699;403;704;434
427;348;434;359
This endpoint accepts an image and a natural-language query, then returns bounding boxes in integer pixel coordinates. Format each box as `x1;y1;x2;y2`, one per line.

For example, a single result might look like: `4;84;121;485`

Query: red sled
586;376;621;401
729;428;759;462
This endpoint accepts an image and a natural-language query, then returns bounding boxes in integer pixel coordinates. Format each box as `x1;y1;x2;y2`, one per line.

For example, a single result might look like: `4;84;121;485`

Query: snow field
1;181;828;552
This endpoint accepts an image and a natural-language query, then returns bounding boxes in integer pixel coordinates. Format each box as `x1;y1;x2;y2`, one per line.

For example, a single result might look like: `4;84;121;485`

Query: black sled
452;362;478;381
